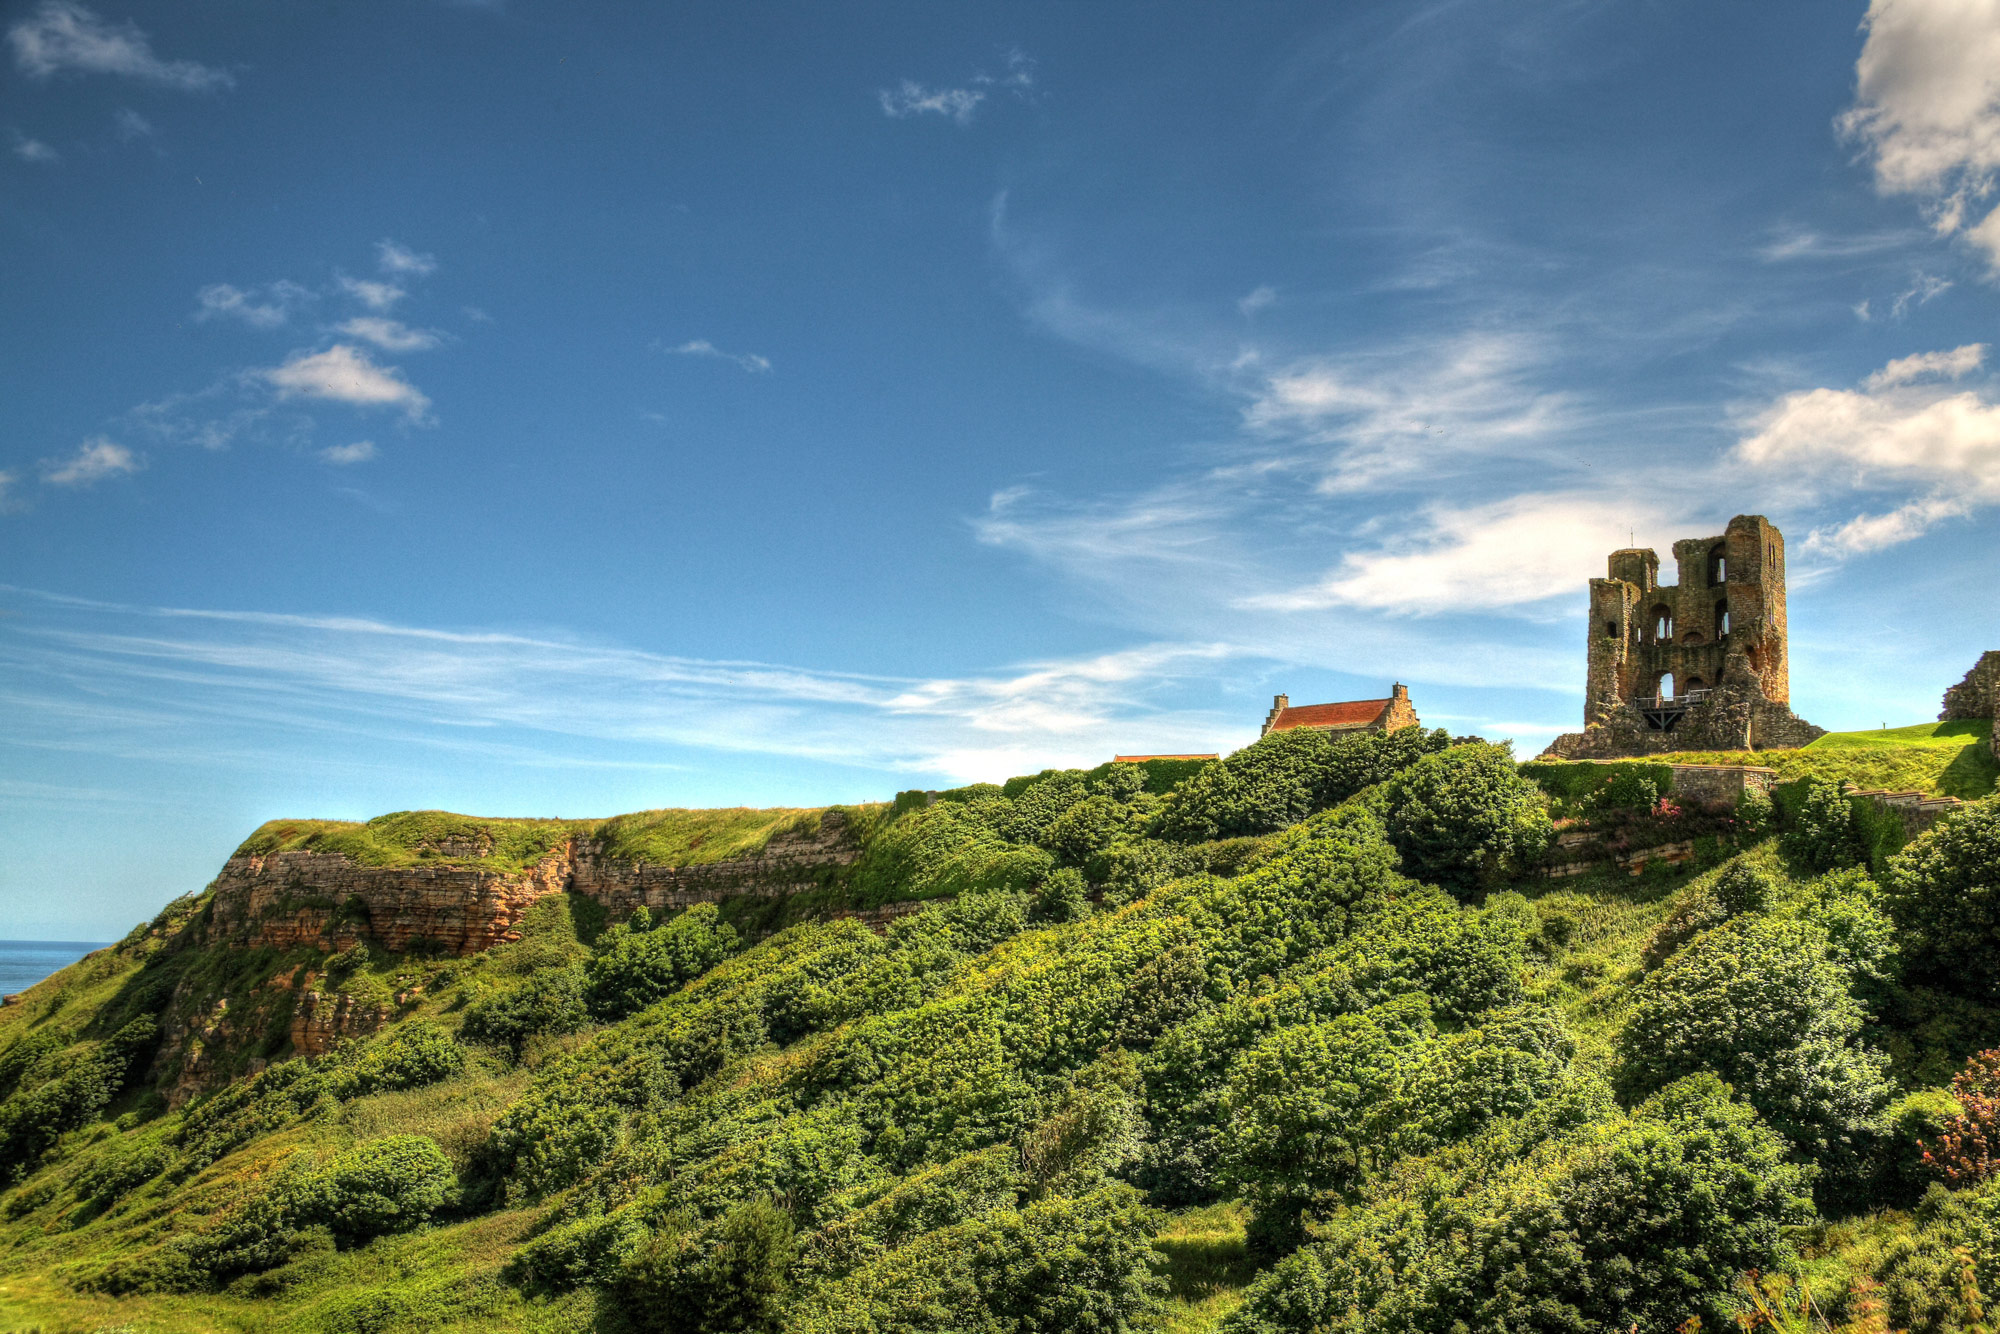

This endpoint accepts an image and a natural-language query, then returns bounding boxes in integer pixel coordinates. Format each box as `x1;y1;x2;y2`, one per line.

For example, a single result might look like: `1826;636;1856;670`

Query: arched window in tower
1649;605;1674;642
1716;602;1730;637
1709;545;1728;586
1658;671;1676;702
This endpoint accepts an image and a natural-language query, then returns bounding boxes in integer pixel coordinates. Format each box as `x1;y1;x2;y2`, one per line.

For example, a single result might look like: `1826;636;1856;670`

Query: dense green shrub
848;800;1055;906
461;964;589;1059
1885;800;2000;1002
0;1017;157;1183
1224;1075;1812;1334
1615;914;1891;1183
587;903;741;1020
323;1020;464;1100
1153;727;1452;844
1782;775;1866;873
189;1135;457;1280
1382;743;1552;899
618;1199;798;1334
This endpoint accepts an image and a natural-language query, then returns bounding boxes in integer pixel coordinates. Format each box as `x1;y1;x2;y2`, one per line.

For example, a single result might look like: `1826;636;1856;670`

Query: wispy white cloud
112;106;151;140
1803;494;1970;557
661;339;771;373
318;440;377;466
1757;224;1923;261
0;470;21;513
1244;492;1675;615
1890;271;1952;316
0;589;1252;783
1839;0;2000;268
877;80;984;124
374;239;436;276
1863;342;1986;389
11;129;59;163
194;280;314;329
8;1;231;91
40;437;141;487
338;276;406;311
1237;284;1277;315
334;317;442;352
264;344;432;420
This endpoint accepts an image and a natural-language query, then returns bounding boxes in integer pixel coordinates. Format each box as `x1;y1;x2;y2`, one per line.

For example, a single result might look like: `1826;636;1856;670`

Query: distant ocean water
0;940;111;996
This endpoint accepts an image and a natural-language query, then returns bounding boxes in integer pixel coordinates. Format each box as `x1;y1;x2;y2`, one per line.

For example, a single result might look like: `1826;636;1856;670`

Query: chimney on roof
1392;682;1408;701
1262;693;1289;737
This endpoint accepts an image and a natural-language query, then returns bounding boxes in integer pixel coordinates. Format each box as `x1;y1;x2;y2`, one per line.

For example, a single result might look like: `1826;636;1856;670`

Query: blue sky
4;0;1999;938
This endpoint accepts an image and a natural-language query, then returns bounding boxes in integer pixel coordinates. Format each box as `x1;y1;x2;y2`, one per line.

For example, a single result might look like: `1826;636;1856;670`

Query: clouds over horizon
0;589;1253;785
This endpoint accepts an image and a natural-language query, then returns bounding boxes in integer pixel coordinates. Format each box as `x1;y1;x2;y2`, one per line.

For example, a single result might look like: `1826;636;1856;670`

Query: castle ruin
1541;514;1824;759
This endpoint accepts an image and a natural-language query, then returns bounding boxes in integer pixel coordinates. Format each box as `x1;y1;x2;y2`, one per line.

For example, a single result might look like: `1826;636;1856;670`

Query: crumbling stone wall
1668;764;1776;810
1545;515;1822;759
1942;651;2000;719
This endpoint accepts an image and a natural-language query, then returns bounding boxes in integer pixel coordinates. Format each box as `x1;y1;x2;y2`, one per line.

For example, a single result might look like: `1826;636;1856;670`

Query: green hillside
1645;718;1997;799
4;726;2000;1333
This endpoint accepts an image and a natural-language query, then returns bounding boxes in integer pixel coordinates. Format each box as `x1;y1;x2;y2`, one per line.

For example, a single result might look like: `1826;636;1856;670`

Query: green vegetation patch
1642;719;1997;799
237;806;853;873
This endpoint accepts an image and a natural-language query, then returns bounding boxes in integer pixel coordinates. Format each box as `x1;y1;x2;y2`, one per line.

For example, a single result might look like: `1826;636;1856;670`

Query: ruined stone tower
1543;515;1824;759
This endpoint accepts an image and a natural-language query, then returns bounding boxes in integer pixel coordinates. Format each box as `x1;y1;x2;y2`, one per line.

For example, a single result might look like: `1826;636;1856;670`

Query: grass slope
1650;718;1997;799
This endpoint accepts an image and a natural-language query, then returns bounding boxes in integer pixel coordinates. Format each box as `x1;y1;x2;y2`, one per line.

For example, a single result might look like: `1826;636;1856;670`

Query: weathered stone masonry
1941;650;2000;763
1543;515;1824;759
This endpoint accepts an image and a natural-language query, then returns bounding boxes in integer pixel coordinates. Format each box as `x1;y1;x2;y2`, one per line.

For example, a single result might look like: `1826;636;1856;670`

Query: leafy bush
1224;1075;1812;1334
848;800;1055;906
618;1199;797;1334
587;903;741;1020
189;1135;457;1280
461;965;588;1059
1153;728;1453;844
1615;914;1891;1184
1382;743;1552;899
0;1017;157;1183
1781;775;1865;873
1922;1048;2000;1188
324;1020;464;1100
1885;800;2000;1002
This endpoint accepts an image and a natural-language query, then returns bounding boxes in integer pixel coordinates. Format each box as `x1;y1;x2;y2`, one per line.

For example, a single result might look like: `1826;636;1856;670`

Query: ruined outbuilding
1940;650;2000;763
1541;515;1824;759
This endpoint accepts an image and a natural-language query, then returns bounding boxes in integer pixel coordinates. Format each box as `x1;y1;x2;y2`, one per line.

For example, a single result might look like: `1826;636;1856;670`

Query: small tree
1382;743;1553;899
620;1200;797;1334
1923;1048;2000;1187
1885;801;2000;1002
1781;776;1864;873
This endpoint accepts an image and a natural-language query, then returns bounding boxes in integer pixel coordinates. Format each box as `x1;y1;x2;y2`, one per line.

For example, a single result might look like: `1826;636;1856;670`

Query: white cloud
1890;272;1952;316
662;339;771;373
375;240;436;276
1863;342;1986;388
194;280;313;330
1803;494;1970;557
1244;492;1672;615
0;470;20;513
318;440;377;466
10;129;58;163
1739;344;2000;500
1757;225;1922;261
41;437;141;486
112;107;151;140
0;589;1251;783
878;80;984;124
335;317;441;352
264;345;432;420
338;276;406;311
1242;332;1574;492
1238;285;1277;316
1839;0;2000;265
8;1;231;90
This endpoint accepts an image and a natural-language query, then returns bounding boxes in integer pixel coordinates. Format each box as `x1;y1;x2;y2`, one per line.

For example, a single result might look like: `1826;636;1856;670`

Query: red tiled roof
1268;699;1391;732
1113;754;1219;762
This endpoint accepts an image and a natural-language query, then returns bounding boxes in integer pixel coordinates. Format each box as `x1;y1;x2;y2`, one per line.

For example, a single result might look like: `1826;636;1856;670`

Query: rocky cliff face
200;810;862;956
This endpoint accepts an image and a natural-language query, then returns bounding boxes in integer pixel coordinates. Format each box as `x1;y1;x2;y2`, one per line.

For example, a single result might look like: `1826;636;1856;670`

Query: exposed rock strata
202;811;861;956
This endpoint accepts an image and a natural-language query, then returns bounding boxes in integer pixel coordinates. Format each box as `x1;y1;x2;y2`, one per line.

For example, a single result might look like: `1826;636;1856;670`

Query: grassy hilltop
1;722;1998;1333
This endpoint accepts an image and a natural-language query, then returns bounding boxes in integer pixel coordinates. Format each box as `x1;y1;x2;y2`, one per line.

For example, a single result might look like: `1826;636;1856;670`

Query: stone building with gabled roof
1260;684;1420;738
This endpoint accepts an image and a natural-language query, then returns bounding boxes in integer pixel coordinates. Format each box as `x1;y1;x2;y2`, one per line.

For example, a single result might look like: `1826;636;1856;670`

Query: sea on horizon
0;940;112;996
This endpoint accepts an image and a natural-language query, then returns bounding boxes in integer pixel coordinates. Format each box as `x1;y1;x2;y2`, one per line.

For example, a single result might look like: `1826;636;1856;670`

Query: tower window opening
1709;546;1728;586
1605;621;1618;638
1659;672;1676;702
1717;603;1730;636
